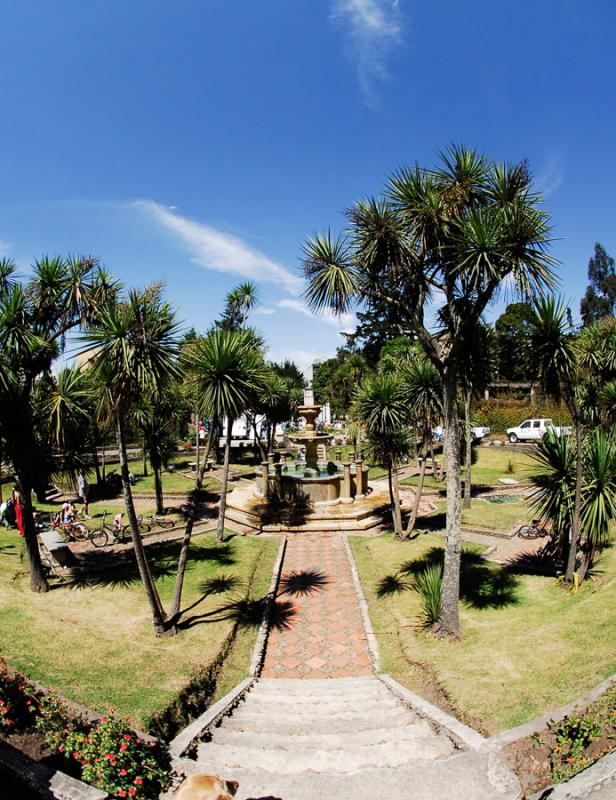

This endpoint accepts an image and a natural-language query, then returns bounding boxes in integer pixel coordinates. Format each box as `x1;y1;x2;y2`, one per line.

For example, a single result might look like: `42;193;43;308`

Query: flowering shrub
0;668;37;733
35;692;85;751
52;716;170;799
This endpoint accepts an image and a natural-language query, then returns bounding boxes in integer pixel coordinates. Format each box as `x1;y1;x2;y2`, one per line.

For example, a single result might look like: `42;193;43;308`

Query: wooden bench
189;460;215;472
38;530;78;577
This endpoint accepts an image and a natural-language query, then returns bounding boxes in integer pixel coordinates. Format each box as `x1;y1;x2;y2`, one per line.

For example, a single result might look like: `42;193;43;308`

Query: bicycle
52;516;108;549
517;520;550;539
140;514;175;531
89;510;119;547
119;514;151;542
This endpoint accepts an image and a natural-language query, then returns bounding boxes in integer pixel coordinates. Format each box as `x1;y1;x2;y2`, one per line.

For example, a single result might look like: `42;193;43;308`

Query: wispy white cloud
134;200;303;294
330;0;402;109
254;306;275;316
269;349;331;380
277;298;356;333
536;153;565;196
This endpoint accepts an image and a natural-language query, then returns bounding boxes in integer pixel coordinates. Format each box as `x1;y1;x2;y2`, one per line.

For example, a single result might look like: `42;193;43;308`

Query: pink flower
120;768;128;776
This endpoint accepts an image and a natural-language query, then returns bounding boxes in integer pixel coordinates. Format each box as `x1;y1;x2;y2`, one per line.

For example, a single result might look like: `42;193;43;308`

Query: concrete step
176;749;521;800
229;700;413;726
210;719;442;750
221;709;416;736
254;677;378;693
238;692;402;714
197;735;454;774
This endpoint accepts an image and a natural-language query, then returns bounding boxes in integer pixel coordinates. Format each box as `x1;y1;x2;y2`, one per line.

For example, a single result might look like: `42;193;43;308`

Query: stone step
197;735;454;774
250;677;384;697
230;699;412;723
220;708;415;735
238;692;402;714
176;749;521;800
210;719;440;750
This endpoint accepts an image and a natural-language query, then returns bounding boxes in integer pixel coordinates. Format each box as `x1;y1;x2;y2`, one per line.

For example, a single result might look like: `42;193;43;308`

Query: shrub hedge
473;398;572;434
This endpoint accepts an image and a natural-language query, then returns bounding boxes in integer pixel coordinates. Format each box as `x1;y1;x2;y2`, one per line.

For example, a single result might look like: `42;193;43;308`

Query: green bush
413;564;443;627
474;398;572;434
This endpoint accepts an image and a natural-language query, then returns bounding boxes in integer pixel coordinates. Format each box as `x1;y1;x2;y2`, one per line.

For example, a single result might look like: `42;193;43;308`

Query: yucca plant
413;564;443;628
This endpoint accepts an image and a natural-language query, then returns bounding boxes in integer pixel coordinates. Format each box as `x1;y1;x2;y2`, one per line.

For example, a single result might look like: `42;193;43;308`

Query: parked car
506;418;571;443
471;425;491;442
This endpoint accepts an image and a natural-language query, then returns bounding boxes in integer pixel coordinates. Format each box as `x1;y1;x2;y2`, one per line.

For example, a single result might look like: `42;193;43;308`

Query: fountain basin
256;460;367;506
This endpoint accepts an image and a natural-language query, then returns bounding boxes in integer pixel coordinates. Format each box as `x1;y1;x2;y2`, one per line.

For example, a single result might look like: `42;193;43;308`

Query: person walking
77;472;90;518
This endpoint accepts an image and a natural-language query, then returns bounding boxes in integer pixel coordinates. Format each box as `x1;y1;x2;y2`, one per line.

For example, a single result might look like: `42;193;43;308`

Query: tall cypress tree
580;243;616;325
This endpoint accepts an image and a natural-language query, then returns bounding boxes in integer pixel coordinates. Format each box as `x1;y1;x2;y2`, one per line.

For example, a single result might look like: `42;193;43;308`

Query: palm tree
135;393;181;515
82;287;180;633
399;356;442;535
192;329;267;543
303;147;555;636
578;429;616;579
527;297;581;583
0;256;116;592
529;427;616;582
354;373;410;538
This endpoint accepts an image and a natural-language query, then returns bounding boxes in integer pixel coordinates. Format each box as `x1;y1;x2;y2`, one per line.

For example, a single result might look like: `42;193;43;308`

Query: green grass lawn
0;529;278;727
402;446;537;491
424;497;532;532
350;532;616;733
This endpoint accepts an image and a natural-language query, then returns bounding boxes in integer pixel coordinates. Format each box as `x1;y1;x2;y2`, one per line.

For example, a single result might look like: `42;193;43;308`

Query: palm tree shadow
178;596;297;631
179;574;245;617
279;569;329;597
378;546;519;609
66;539;237;590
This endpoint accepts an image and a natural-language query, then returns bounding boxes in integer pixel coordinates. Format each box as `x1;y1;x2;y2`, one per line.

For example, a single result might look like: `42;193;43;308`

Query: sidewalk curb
342;534;381;672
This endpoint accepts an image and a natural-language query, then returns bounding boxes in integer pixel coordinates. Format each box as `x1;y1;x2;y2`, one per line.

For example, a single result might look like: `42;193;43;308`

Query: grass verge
0;529;278;728
349;532;616;733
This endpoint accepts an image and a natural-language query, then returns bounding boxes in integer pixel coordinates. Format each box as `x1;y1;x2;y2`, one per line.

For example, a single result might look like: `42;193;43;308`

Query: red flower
120;743;128;751
120;768;128;776
128;790;136;797
134;778;143;785
123;734;131;741
118;792;127;798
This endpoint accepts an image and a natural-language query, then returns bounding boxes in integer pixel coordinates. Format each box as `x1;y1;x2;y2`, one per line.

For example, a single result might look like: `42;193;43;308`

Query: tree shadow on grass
178;596;297;631
378;546;520;609
279;569;329;597
67;538;237;590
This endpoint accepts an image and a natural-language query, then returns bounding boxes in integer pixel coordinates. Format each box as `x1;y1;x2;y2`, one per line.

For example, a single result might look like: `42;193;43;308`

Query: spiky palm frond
192;328;268;421
528;428;576;535
302;231;359;316
527;296;576;402
581;429;616;548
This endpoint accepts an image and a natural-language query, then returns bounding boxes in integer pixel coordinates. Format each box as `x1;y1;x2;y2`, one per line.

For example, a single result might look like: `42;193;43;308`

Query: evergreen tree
494;302;533;380
580;243;616;325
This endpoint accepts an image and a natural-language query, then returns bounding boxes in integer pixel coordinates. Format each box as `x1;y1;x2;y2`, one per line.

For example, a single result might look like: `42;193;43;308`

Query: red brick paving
260;533;373;679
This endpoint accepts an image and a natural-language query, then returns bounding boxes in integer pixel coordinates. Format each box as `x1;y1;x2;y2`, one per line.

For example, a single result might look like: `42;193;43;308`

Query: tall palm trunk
153;465;164;515
463;389;472;510
216;417;234;544
251;416;267;462
565;405;584;583
391;458;403;538
405;435;428;537
20;476;49;593
195;411;200;475
438;368;462;637
116;412;167;634
197;424;216;490
101;442;106;481
92;446;102;485
142;435;148;476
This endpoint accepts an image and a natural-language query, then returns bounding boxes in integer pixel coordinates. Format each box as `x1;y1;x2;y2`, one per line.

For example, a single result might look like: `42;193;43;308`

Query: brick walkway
260;533;373;679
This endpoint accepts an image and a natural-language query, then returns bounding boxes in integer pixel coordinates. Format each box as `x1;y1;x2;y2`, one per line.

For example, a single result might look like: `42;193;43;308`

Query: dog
174;773;239;800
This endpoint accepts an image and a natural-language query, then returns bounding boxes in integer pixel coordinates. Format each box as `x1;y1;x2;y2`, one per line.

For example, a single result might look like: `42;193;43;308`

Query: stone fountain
225;385;398;531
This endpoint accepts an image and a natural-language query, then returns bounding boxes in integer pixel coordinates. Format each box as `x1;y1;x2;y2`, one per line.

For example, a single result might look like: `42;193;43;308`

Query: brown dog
174;773;239;800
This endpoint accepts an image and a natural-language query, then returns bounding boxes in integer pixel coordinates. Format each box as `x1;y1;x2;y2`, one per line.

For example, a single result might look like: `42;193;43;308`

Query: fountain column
260;461;270;498
355;457;366;499
341;461;353;503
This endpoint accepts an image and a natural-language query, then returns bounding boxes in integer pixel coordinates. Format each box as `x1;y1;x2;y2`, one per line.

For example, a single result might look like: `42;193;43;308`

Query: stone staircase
175;677;521;800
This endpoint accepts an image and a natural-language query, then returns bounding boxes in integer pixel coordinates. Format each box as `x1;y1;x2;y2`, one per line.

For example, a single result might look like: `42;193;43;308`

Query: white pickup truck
506;418;571;443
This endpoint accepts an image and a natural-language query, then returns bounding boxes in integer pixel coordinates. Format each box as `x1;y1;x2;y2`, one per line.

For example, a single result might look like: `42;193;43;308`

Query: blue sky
1;1;615;373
